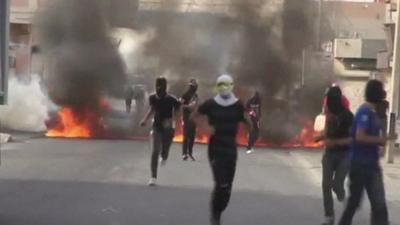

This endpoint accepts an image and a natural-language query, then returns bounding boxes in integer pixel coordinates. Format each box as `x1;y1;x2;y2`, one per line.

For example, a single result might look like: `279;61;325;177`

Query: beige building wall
329;1;387;111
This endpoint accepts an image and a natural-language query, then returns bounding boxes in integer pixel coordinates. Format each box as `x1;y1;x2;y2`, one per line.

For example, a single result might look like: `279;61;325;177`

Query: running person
180;79;199;161
140;77;181;186
338;80;397;225
125;85;134;113
316;86;353;225
246;91;261;154
192;74;252;225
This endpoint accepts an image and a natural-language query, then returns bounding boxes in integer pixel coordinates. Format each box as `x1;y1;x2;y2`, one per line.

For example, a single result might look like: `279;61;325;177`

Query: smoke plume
36;0;127;109
0;75;52;132
133;0;323;143
32;0;330;143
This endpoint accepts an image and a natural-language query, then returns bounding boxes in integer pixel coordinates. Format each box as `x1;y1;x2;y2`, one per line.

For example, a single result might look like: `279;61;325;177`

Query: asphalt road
0;138;399;225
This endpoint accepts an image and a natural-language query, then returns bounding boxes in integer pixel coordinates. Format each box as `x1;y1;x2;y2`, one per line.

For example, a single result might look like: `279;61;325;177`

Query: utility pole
0;0;10;105
387;0;400;163
316;0;323;50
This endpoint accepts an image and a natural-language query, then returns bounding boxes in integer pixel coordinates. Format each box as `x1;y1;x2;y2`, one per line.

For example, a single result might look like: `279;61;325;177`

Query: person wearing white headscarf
192;74;252;225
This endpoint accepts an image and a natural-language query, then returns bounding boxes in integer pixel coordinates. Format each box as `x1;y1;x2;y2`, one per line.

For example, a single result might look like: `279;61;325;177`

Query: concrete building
8;0;387;105
324;1;388;112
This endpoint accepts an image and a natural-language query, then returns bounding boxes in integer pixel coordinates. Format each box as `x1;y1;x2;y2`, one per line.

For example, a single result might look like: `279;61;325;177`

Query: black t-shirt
181;92;198;119
198;99;245;155
326;109;354;152
149;94;181;129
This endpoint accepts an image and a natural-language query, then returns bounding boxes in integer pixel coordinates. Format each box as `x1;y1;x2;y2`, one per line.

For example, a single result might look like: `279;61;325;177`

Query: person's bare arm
187;98;198;110
356;128;397;145
325;137;352;147
314;124;327;143
140;107;154;127
182;97;198;110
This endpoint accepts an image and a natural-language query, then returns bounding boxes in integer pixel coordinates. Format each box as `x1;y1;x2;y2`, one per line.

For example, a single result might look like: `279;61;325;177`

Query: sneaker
246;149;254;154
189;155;196;161
321;216;334;225
159;158;167;166
148;178;157;186
182;155;188;161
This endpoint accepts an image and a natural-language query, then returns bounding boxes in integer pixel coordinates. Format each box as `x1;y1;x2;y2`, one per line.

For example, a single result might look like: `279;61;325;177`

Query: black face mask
189;84;197;93
156;87;166;98
156;79;167;98
327;95;344;115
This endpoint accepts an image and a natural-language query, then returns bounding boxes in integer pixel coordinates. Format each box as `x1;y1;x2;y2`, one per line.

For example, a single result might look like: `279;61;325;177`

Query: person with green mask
192;74;252;225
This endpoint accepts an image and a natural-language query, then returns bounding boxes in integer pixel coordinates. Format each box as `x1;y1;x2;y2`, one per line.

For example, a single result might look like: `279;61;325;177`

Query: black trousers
322;150;349;217
247;121;259;149
150;128;174;178
182;117;196;156
339;162;389;225
208;149;237;221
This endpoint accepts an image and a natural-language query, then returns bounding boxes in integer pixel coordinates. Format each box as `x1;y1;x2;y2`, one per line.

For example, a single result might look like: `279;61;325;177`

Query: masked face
189;85;197;92
189;80;198;92
326;86;344;114
216;81;233;99
327;95;344;115
156;78;167;98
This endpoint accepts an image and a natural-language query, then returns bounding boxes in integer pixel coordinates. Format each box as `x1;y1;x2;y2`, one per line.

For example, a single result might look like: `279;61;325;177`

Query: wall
327;1;387;111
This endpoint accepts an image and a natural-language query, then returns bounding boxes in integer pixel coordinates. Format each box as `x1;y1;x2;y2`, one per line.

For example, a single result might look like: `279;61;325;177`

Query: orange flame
173;120;209;144
173;117;323;148
283;119;323;148
46;101;322;149
46;104;105;138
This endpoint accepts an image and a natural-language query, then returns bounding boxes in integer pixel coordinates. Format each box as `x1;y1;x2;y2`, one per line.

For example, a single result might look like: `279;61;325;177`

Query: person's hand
314;136;324;143
203;124;215;136
325;139;336;147
140;120;147;127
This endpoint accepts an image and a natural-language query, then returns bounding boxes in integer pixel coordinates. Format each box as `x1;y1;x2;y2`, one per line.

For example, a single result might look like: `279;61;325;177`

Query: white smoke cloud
0;75;54;132
112;28;156;74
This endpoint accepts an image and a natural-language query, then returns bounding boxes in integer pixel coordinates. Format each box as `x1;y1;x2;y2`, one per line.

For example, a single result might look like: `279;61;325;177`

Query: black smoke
36;0;127;109
136;0;327;143
36;0;331;143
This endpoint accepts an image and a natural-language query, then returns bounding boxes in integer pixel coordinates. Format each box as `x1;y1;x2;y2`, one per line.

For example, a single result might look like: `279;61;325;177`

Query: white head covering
216;74;233;86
